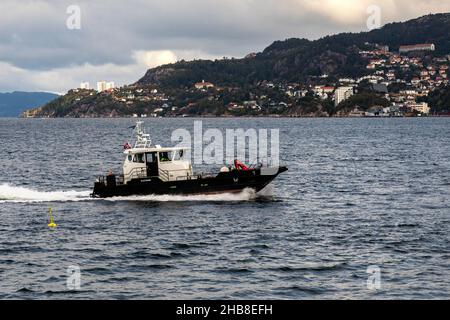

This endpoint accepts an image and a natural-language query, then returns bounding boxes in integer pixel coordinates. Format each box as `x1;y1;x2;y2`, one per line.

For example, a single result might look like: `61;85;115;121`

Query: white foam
0;184;91;203
0;184;258;203
104;188;258;202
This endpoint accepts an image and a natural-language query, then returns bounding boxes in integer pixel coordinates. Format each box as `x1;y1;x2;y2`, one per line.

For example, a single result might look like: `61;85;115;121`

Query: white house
408;102;430;115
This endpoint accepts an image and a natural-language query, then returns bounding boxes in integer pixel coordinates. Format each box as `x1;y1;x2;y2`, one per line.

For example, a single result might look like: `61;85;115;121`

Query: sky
1;0;450;94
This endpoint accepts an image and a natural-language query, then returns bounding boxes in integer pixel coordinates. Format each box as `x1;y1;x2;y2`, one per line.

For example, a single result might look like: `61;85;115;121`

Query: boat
91;122;287;198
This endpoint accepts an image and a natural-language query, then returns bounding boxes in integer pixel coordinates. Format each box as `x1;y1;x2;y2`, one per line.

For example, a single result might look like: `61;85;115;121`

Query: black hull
92;166;287;198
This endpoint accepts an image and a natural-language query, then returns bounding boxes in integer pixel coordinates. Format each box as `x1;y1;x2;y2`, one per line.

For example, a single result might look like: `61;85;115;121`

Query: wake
0;184;91;203
0;184;264;203
102;188;258;202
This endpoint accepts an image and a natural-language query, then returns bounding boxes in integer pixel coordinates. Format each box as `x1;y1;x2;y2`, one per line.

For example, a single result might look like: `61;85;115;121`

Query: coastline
16;114;450;119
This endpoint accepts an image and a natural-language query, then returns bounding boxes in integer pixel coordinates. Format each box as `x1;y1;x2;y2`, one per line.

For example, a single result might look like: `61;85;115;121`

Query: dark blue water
0;118;449;299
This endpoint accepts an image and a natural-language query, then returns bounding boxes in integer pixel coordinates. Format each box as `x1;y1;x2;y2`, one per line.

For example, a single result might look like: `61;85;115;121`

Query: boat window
127;155;132;162
146;152;157;163
159;152;172;162
133;153;145;163
174;150;185;161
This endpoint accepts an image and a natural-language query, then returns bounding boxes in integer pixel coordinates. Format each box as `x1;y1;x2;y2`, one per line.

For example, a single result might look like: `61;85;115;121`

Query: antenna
133;121;152;148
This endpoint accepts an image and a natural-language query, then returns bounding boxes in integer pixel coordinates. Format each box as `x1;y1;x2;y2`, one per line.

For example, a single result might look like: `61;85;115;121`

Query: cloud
268;0;450;34
0;60;141;94
0;0;449;92
133;51;178;69
0;49;220;93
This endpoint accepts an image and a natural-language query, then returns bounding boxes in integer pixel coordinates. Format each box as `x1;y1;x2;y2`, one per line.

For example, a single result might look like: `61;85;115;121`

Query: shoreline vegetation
17;114;450;119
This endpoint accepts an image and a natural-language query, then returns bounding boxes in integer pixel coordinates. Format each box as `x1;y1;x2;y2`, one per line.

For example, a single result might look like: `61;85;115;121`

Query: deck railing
158;168;170;182
99;162;269;185
159;168;202;182
124;167;147;181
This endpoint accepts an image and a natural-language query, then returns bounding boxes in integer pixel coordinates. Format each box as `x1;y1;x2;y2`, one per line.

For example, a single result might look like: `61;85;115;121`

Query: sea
0;118;449;299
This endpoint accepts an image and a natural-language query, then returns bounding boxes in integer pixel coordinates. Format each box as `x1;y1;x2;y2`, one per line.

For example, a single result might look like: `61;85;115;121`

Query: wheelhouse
122;147;193;184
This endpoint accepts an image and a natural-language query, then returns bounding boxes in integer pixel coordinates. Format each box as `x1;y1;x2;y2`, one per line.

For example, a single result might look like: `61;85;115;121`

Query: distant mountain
25;12;450;117
0;91;59;117
138;13;450;87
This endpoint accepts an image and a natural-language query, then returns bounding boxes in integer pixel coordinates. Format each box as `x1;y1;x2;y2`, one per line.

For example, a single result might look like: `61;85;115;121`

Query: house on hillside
399;44;435;54
194;80;215;90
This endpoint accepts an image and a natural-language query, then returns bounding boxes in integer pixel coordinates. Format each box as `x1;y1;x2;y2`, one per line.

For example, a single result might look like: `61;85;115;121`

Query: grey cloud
0;0;449;92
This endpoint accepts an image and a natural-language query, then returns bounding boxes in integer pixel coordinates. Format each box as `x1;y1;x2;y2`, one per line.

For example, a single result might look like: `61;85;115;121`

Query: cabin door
146;152;158;177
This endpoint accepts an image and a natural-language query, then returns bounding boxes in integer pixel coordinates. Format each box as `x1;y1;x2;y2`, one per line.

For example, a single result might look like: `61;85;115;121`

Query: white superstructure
121;122;193;184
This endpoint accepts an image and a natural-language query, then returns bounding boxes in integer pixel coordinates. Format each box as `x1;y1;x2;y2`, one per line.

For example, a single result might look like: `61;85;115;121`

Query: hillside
420;85;450;114
25;89;127;118
26;13;450;118
137;13;450;88
0;91;59;117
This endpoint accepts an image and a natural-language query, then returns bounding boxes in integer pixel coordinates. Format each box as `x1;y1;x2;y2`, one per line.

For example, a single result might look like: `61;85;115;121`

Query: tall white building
97;81;115;92
334;86;354;106
97;81;107;92
105;82;115;90
80;82;90;90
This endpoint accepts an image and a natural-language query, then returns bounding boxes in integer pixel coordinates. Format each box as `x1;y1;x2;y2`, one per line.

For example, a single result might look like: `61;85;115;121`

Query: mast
133;121;152;149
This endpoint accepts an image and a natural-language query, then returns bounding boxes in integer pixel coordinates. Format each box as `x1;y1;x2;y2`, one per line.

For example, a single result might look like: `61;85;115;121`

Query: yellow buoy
48;207;57;228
